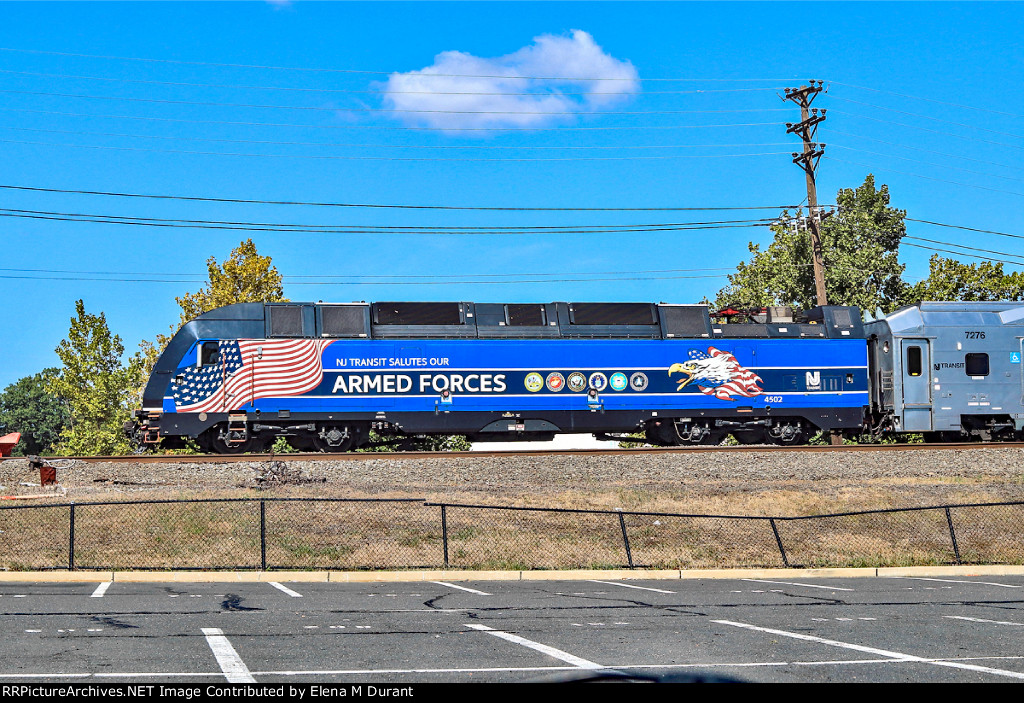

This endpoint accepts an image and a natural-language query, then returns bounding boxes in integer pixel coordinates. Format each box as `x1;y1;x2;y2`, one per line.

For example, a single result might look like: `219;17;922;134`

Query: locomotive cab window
198;341;220;367
965;353;990;377
907;346;922;377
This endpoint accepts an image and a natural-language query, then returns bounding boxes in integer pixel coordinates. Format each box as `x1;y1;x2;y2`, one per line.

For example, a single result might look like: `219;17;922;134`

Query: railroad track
3;442;1023;464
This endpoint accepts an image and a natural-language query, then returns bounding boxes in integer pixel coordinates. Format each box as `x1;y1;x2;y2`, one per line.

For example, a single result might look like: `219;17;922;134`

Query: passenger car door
901;339;932;431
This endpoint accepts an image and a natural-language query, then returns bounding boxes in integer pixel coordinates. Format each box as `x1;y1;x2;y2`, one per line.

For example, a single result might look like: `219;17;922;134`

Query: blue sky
2;2;1023;390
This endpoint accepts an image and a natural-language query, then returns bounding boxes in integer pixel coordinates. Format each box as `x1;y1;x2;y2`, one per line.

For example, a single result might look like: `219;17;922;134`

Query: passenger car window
965;353;989;377
907;346;922;377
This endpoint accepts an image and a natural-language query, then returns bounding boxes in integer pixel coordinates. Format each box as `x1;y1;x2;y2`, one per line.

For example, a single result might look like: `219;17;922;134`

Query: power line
0;88;795;117
0;210;775;234
2;260;932;287
0;138;794;163
906;218;1024;241
829;81;1024;119
823;156;1024;198
0;106;781;132
829;95;1024;140
0;207;778;231
0;68;788;97
902;241;1024;266
0;126;795;151
903;236;1024;265
0;47;796;82
0;272;736;285
829;109;1024;152
0;264;740;280
829;129;1024;172
830;144;1024;184
0;184;798;211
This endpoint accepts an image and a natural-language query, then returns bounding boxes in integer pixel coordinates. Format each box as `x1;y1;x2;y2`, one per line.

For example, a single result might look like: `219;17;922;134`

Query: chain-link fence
1;498;1022;571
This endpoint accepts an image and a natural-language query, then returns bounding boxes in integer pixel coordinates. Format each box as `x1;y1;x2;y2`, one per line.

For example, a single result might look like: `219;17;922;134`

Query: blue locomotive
128;300;870;452
126;299;1024;452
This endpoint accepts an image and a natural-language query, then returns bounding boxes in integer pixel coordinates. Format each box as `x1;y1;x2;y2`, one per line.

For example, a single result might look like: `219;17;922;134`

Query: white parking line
946;615;1024;627
587;580;675;594
201;628;256;683
464;623;602;669
742;579;854;592
714;619;1024;680
268;582;302;598
430;581;491;596
90;582;112;598
892;577;1021;589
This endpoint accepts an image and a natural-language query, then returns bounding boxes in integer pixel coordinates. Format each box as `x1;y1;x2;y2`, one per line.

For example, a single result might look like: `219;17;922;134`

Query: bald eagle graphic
668;347;763;401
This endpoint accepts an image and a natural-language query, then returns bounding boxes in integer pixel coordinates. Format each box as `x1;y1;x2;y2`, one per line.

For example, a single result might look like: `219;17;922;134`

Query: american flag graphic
172;339;333;413
687;346;764;401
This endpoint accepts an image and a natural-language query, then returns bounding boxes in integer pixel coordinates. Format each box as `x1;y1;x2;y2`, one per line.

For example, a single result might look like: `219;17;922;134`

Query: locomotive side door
194;340;227;412
901;338;932;431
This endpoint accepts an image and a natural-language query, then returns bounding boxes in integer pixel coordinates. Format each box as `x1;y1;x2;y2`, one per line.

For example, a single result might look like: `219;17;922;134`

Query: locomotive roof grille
569;302;657;326
374;302;464;326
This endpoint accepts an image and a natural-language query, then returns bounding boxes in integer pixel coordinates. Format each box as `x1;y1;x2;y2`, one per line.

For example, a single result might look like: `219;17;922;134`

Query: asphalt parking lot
1;575;1023;683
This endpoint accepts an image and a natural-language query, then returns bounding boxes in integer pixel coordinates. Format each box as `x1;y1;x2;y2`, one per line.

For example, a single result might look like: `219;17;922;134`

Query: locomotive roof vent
374;302;464;326
268;305;305;337
568;302;657;326
318;304;370;338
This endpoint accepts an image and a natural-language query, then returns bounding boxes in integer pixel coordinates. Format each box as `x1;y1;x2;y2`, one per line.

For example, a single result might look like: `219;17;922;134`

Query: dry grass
3;453;1024;571
3;487;1023;571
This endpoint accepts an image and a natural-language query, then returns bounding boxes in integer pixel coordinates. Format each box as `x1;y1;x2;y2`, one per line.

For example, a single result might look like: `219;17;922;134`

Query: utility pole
784;81;828;306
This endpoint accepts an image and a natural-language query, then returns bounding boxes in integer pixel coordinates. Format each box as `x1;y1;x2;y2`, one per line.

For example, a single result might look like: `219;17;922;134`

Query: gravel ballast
3;446;1023;516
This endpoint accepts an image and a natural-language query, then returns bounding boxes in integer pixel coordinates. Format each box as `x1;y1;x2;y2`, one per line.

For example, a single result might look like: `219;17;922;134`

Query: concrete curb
1;564;1022;583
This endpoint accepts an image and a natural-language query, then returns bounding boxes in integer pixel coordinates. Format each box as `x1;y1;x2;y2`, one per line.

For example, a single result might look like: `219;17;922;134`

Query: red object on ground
0;432;20;457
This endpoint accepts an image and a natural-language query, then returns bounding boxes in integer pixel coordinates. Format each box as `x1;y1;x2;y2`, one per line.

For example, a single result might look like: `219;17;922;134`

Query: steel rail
3;441;1022;464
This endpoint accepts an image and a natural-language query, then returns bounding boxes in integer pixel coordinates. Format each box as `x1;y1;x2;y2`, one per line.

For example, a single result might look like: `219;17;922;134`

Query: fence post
441;505;449;569
614;513;630;568
68;502;76;571
945;507;962;565
260;500;267;571
769;518;790;567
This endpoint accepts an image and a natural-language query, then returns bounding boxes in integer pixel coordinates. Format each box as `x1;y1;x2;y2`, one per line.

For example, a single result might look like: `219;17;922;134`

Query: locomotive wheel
691;430;726;446
313;425;355;453
767;422;807;446
200;425;261;454
768;431;806;446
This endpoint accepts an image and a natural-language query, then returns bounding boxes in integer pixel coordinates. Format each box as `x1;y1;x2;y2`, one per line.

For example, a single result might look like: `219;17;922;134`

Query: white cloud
381;30;639;130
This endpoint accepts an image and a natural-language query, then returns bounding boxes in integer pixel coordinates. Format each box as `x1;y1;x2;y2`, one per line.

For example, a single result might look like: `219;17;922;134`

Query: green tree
905;255;1024;302
174;238;287;324
0;369;69;455
715;175;908;314
135;239;289;404
47;300;143;455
